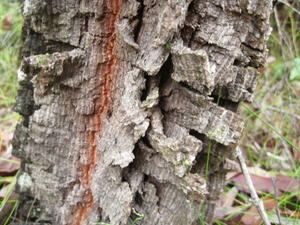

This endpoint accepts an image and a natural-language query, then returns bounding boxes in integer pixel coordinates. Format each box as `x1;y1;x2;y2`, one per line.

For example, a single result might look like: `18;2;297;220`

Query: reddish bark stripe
72;1;122;224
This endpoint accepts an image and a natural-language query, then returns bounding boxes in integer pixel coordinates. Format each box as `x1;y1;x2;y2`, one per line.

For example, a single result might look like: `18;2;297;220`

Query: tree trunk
12;0;272;224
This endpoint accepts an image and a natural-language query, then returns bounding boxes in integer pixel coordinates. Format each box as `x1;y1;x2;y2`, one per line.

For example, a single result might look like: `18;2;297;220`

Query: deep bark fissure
216;98;239;112
78;15;90;46
187;129;209;176
181;0;197;47
158;56;173;89
210;89;240;112
179;81;208;96
23;30;77;56
121;141;144;185
140;136;154;150
125;145;163;224
140;72;150;101
242;42;264;55
133;0;145;42
189;129;207;142
201;135;236;223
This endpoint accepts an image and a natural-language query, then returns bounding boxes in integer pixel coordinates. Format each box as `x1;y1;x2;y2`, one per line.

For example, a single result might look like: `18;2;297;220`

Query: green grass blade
242;103;300;153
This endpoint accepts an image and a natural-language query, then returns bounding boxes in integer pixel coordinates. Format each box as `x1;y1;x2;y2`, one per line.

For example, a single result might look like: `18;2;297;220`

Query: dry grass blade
278;0;300;16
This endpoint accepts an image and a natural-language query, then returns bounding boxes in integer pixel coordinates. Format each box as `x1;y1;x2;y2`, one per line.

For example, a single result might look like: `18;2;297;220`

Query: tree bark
13;0;272;224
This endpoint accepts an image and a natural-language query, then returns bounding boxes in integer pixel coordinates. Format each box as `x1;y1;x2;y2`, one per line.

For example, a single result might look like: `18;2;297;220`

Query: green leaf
289;58;300;81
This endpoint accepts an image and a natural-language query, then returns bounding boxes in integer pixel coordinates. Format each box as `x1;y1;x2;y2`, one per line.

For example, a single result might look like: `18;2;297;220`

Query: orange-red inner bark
72;1;122;224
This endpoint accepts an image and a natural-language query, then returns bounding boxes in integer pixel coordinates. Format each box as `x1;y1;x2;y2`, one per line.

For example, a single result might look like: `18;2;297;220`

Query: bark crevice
133;0;145;42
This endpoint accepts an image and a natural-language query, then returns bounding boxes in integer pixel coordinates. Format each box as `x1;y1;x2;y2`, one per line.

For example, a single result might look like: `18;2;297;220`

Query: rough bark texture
13;0;272;224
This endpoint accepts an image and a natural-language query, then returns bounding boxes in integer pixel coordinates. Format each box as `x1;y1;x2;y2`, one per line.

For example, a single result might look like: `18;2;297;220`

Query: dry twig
272;177;283;225
235;146;271;225
278;0;300;16
267;106;300;121
274;6;293;60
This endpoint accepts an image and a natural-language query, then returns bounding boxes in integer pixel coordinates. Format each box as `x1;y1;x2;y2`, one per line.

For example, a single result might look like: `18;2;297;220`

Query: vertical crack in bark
72;1;122;224
140;72;150;101
133;0;145;42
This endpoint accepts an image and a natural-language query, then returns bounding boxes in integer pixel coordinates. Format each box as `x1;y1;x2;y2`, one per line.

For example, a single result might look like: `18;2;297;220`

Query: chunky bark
13;0;272;224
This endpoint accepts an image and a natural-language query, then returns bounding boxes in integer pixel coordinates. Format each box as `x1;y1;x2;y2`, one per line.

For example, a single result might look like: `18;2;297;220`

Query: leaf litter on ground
229;172;300;195
215;164;300;224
